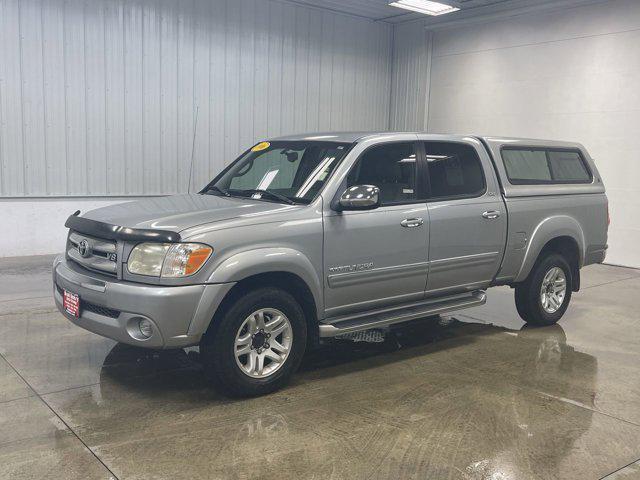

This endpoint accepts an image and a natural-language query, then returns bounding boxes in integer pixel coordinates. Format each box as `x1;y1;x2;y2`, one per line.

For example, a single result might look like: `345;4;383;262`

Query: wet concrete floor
1;255;640;479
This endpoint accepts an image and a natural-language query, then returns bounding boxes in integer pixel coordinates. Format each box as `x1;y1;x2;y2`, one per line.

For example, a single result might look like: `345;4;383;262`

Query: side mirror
337;185;380;211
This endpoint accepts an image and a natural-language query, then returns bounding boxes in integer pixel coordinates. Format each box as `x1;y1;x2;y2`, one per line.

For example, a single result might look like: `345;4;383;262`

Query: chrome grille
67;231;118;276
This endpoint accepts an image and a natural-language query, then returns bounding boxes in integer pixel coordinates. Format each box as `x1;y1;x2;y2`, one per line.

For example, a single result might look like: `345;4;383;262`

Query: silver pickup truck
53;132;608;396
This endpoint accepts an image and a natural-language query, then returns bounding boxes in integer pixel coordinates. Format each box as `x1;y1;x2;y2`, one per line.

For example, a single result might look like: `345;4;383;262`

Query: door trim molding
429;251;499;273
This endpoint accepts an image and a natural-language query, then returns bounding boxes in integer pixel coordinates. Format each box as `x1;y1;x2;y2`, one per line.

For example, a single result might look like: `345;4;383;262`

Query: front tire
515;253;572;326
200;287;307;397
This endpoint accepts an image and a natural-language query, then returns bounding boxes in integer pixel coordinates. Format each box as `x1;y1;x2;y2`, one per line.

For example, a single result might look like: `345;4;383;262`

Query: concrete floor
1;257;640;480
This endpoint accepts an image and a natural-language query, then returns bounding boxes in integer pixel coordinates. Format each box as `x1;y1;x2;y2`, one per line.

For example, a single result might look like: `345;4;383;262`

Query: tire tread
514;253;572;326
200;287;307;397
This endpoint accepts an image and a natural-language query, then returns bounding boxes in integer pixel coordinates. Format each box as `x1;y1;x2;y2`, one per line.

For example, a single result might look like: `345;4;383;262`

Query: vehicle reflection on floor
96;315;595;395
83;315;600;479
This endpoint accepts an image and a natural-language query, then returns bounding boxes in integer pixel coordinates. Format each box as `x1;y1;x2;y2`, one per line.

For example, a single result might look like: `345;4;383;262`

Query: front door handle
401;218;424;228
482;210;501;219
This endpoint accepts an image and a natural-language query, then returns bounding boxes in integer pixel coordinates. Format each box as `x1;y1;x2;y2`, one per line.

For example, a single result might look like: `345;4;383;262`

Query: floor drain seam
0;351;120;480
0;393;35;405
536;390;640;428
40;382;102;397
599;456;640;480
582;276;640;290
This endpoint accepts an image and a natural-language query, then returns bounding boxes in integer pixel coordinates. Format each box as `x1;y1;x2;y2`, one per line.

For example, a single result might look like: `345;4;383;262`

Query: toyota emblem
78;239;91;258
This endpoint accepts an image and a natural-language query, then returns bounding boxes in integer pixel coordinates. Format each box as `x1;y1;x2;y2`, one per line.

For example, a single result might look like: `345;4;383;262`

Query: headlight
127;243;171;276
127;243;212;278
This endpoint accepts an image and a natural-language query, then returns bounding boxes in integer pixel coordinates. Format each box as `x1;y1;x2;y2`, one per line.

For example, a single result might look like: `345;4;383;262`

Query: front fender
206;247;323;317
515;215;585;283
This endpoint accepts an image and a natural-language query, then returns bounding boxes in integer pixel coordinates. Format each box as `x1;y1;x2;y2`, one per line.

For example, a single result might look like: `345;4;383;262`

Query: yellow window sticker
251;141;270;152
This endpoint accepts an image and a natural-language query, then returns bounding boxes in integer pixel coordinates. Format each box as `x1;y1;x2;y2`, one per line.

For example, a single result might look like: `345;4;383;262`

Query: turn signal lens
161;243;213;278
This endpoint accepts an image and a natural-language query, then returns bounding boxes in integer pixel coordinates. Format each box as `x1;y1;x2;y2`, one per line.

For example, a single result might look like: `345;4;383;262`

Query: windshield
202;141;351;204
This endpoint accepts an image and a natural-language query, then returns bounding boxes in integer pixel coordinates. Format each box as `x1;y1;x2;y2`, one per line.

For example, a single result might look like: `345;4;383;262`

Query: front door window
346;143;417;205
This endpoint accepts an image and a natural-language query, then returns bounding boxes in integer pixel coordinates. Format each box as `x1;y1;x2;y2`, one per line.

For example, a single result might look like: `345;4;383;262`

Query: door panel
426;197;505;294
323;140;429;317
324;204;429;316
422;140;507;295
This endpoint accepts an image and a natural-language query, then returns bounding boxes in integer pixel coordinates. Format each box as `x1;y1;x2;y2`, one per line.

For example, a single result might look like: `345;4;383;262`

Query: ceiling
285;0;567;24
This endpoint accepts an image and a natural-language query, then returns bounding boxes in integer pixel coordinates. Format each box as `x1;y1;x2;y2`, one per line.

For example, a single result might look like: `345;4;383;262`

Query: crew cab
53;132;608;396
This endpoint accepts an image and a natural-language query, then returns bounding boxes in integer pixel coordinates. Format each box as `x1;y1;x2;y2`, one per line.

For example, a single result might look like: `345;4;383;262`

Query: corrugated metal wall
388;21;431;131
0;0;392;197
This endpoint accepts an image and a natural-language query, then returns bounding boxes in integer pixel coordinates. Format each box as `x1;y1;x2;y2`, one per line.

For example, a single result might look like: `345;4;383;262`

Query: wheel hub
251;330;270;350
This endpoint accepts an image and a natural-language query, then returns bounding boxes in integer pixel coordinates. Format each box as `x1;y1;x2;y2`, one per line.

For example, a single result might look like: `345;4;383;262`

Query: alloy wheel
234;308;293;378
539;266;567;314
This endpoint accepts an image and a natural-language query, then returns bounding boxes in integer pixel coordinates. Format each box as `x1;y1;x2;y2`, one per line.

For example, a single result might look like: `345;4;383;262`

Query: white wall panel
122;0;143;195
389;21;431;131
63;0;88;195
104;0;125;195
426;0;640;268
42;0;68;195
20;0;47;195
1;197;139;257
84;0;107;195
0;0;392;197
1;0;26;196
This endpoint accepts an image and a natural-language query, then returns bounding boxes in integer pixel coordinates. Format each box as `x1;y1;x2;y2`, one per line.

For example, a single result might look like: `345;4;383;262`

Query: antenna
187;105;200;194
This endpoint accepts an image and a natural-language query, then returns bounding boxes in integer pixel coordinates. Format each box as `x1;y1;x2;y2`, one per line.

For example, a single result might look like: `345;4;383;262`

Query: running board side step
319;290;487;338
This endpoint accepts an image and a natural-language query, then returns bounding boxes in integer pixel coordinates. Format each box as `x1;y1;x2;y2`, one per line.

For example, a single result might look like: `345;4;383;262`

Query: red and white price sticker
63;290;80;317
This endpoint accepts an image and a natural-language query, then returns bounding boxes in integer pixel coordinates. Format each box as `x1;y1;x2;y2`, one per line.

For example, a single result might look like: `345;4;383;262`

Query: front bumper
53;256;234;348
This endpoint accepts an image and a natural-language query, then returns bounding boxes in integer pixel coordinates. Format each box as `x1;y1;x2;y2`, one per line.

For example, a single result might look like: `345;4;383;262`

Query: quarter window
346;143;417;205
424;142;485;199
502;148;591;184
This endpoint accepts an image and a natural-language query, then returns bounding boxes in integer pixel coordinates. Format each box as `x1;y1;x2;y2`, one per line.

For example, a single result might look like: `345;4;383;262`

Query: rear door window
423;142;486;199
502;148;591;184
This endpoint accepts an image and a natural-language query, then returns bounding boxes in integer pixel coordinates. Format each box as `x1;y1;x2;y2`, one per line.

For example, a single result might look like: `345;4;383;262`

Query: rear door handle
401;218;424;228
482;210;500;219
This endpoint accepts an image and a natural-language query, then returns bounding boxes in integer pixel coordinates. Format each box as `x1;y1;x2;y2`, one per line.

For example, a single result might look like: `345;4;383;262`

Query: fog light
138;318;153;338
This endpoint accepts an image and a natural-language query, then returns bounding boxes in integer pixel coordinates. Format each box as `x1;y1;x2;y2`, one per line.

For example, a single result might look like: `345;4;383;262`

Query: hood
81;194;299;232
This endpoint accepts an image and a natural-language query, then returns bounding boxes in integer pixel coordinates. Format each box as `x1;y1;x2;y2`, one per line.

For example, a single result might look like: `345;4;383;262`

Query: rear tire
515;253;572;326
200;287;307;397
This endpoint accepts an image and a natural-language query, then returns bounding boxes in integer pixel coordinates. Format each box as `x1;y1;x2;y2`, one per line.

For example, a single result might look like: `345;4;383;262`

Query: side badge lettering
329;263;374;274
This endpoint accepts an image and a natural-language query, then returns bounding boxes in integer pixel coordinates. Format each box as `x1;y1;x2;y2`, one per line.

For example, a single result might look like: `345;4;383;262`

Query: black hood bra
65;212;181;243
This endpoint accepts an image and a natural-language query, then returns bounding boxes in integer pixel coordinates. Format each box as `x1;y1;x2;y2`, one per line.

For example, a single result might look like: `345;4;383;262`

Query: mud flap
572;267;581;292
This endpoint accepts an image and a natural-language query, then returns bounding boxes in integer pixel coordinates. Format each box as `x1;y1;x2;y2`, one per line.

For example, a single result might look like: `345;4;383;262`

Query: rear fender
514;216;585;283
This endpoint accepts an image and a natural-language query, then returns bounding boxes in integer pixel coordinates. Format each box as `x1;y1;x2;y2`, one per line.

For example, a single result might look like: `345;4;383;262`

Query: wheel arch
514;216;585;288
206;247;322;312
207;271;319;350
204;248;322;348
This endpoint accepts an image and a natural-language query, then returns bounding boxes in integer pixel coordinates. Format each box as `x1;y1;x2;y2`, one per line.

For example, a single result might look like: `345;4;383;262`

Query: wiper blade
203;185;230;197
239;189;298;205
